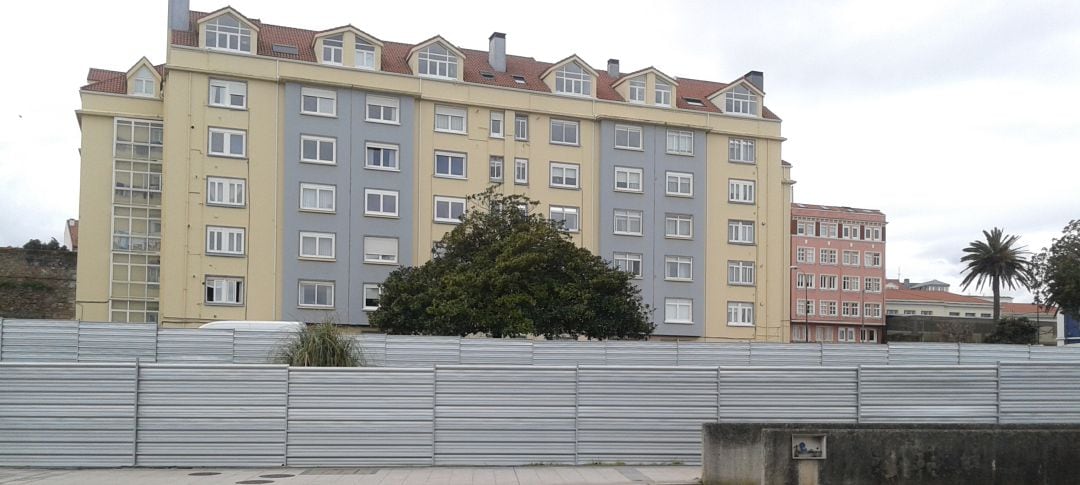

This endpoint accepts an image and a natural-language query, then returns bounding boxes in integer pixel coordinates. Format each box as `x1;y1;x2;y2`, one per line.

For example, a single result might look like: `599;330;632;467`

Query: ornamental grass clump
277;321;363;367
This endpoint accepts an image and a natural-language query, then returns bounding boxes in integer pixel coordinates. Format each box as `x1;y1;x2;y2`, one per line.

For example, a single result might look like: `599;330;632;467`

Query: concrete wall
703;422;1080;485
0;249;76;319
886;315;1056;345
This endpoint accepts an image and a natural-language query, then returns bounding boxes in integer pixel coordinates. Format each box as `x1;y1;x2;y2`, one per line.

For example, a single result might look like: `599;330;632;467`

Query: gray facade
598;120;706;337
282;83;415;325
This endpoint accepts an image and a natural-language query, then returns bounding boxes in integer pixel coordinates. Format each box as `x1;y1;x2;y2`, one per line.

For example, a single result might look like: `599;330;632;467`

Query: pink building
790;204;887;343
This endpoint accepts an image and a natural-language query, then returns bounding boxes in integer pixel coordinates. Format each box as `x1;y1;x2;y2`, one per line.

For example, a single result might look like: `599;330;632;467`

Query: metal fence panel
576;367;717;465
78;322;157;362
0;320;78;362
1029;345;1080;362
676;342;751;366
355;333;387;366
606;342;677;366
532;341;606;366
434;366;575;465
859;366;998;423
821;344;888;366
386;335;460;367
718;367;858;423
750;343;821;366
136;364;287;466
0;363;136;466
155;329;233;363
459;339;533;365
233;330;294;364
887;342;959;365
287;367;434;466
999;362;1080;423
958;344;1030;365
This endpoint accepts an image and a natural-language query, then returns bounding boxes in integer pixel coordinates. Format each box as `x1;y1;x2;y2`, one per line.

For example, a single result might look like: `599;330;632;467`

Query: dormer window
655;82;672;106
725;85;758;115
628;79;645;103
205;15;251;53
322;35;344;65
132;67;156;97
355;39;375;69
555;63;591;96
418;44;458;79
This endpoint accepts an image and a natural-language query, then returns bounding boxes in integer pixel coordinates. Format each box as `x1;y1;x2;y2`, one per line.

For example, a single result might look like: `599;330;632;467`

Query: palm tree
960;228;1034;323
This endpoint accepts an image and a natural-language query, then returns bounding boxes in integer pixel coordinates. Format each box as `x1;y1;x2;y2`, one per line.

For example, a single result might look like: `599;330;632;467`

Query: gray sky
1;0;1076;302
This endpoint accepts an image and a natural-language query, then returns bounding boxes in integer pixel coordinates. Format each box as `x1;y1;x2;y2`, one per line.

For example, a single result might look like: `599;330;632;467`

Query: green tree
983;316;1039;345
276;321;363;367
1031;220;1080;319
959;228;1033;323
22;238;66;251
370;188;654;339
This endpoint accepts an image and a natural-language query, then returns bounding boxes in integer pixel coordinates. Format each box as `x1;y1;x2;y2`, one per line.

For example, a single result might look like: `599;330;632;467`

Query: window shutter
861;225;866;240
881;226;886;241
791;219;797;234
365;236;397;257
815;221;821;236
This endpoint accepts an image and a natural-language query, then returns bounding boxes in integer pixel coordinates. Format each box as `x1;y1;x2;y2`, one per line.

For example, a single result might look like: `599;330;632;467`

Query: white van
199;321;304;332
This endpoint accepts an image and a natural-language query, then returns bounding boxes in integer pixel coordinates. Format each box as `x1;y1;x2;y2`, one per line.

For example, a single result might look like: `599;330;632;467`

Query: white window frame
434;196;466;224
613;209;643;236
364;188;399;217
514;114;529;141
614;166;643;193
363;236;399;264
489;156;504;182
819;275;839;291
725;85;758;116
664;298;693;324
842;276;861;292
299;231;335;260
867;226;883;241
666;129;694;155
628;79;646;103
206;177;245;207
815;326;834;342
362;283;382;311
727;302;755;327
300;87;337;117
208;127;246;158
298;280;335;308
355;39;376;69
842;302;861;317
796;272;815;289
842;224;861;240
796;299;816;316
842;250;861;267
665;171;693;197
365;95;400;124
300;135;337;164
205;276;244;305
322;35;344;65
796;247;815;263
728;261;755;286
614;124;643;150
549;206;580;233
549;119;580;146
435;151;467;179
728;220;755;244
654;82;672;106
132;69;156;97
796;221;816;236
554;63;592;97
664;256;693;282
206;226;245;256
665;214;693;239
299;183;335;213
861;327;879;342
820;223;839;238
209;78;247;109
613;252;643;278
729;138;756;164
864;304;882;319
820;248;838;265
865;277;882;293
514;158;529;185
838;327;856;343
865;251;883;267
417;44;458;79
365;142;400;171
728;179;755;204
821;300;839;317
549;162;580;189
435;105;467;134
490;111;504;138
204;15;251;53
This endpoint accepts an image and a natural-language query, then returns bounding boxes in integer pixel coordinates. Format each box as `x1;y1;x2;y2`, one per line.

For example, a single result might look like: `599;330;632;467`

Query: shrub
276;321;363;366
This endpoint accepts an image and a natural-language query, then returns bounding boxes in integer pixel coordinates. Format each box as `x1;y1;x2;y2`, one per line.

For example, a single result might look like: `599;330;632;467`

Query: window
613;252;643;278
205;15;251;53
299;183;335;212
433;151;467;179
684;98;705;107
205;276;243;305
796;299;815;316
554;63;591;96
362;284;382;310
299;232;335;260
207;177;245;207
860;328;878;342
842;302;861;317
865;303;882;319
949;311;961;316
796;273;815;289
722;220;754;244
366;95;400;124
514;114;529;141
628;79;645;103
490;111;504;138
322;34;344;65
980;312;992;318
298;280;334;308
206;226;245;256
549;163;580;188
792;324;807;341
796;248;815;264
208;128;245;158
110;253;159;302
964;312;975;317
729;138;755;163
364;236;398;264
796;221;816;236
300;135;336;164
666;129;693;155
819;275;838;290
820;301;838;316
655;82;672;106
365;142;399;171
819;248;838;265
865;277;882;293
514;158;529;184
114;119;163;163
549;206;580;232
550;119;579;145
867;226;883;241
728;179;755;203
300;87;336;117
364;189;399;217
113;161;161;206
888;309;899;316
666;171;693;197
355;39;376;69
865;252;882;267
842;276;860;292
842;224;861;240
727;302;754;327
434;196;466;223
842;250;861;267
614;209;643;236
814;326;834;342
665;298;693;323
614;167;643;192
614;124;643;150
489;156;504;182
132;67;156;97
665;214;692;239
417;44;458;79
110;299;158;324
724;85;758;115
435;105;467;134
665;256;693;281
838;327;856;342
820;223;839;238
209;79;247;108
512;75;526;84
728;261;755;286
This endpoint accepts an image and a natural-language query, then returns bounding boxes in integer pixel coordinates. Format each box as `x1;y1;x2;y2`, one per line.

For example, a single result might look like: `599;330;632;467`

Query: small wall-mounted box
792;434;826;460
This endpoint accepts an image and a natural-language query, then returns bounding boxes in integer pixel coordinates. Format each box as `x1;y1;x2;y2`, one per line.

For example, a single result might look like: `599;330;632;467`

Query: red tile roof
82;65;165;95
886;288;1054;315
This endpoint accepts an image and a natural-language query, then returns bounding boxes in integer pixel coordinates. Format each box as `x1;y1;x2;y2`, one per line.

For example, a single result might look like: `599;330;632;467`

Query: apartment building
790;204;886;343
75;0;794;339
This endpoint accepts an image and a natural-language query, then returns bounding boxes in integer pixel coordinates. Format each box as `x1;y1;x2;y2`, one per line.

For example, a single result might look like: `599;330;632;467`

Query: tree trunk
992;275;1001;323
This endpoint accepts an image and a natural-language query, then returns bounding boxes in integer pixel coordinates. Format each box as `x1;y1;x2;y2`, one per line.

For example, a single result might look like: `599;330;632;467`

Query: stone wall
886;315;1056;345
0;248;77;319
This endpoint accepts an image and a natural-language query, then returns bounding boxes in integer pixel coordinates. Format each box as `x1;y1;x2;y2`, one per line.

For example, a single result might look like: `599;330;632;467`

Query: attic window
512;75;526;84
554;63;591;96
321;35;343;64
684;98;705;107
273;44;299;56
725;85;759;115
480;71;495;80
205;15;252;53
132;67;156;97
418;44;458;79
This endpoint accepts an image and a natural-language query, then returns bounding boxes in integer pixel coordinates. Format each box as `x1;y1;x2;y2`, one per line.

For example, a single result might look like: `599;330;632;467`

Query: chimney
168;0;191;32
607;59;620;78
488;32;506;72
745;70;764;91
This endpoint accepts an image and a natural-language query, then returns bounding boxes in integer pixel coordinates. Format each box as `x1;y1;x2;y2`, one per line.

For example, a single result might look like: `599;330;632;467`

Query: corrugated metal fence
2;319;1076;366
4;361;1080;468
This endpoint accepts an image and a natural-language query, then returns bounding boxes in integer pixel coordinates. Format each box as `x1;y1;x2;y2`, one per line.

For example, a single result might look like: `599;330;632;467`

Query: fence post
574;364;581;465
153;322;160;363
855;366;861;424
995;363;1002;424
75;320;82;362
282;366;290;466
432;365;438;466
132;359;140;466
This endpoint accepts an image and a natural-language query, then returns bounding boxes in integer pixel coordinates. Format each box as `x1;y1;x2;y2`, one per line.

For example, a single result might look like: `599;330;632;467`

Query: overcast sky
1;0;1076;302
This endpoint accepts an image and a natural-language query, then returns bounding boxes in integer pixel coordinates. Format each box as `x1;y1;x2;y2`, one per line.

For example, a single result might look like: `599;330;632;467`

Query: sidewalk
0;466;700;485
